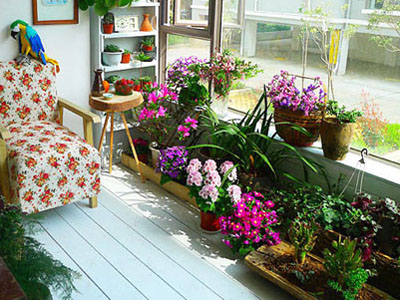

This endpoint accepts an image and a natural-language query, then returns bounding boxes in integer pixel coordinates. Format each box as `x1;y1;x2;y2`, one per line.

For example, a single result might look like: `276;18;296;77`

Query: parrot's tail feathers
39;50;47;65
46;57;60;73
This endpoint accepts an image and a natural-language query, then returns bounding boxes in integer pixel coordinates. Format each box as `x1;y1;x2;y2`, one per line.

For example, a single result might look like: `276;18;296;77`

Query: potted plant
105;75;120;84
320;100;363;160
219;191;281;255
78;0;139;16
156;146;188;185
136;52;153;62
186;159;241;232
0;200;79;300
141;36;154;51
102;44;123;66
139;76;152;88
288;218;319;265
132;138;149;163
199;50;261;118
132;78;141;91
121;49;132;64
114;78;134;95
102;12;114;34
267;71;326;147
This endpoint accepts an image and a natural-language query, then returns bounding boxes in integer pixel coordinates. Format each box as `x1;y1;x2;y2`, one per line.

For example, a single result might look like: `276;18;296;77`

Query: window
369;0;400;9
159;1;400;165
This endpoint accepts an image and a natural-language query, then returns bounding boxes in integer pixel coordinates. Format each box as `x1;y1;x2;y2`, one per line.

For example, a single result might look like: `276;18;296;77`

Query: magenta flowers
186;159;241;216
267;70;326;116
219;192;281;256
178;117;198;140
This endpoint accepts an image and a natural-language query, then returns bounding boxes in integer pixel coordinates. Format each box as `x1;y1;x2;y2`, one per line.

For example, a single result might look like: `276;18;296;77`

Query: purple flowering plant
166;56;210;107
267;70;326;116
156;146;189;185
219;192;281;256
186;159;242;216
133;82;199;148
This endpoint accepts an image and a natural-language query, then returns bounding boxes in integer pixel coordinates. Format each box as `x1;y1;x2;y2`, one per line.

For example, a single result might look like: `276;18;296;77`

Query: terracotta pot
140;14;153;32
142;45;153;51
121;53;131;64
320;117;355;160
103;24;113;34
274;107;323;147
200;211;220;232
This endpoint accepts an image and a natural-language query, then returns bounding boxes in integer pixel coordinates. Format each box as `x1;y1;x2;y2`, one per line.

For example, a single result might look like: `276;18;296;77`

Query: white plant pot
102;52;123;66
149;143;160;169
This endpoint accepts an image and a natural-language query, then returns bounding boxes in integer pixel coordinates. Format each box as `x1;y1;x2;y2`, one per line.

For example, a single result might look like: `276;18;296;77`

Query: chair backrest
0;60;58;126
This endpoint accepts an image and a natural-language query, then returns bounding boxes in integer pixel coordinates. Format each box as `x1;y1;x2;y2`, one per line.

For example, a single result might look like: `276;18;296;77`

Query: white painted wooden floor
34;165;293;300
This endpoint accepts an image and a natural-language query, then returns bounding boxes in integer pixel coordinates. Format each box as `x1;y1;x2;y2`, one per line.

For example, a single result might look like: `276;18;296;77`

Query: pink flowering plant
186;159;242;216
219;192;281;256
132;138;148;155
133;83;199;148
267;70;326;116
199;50;261;99
156;146;189;185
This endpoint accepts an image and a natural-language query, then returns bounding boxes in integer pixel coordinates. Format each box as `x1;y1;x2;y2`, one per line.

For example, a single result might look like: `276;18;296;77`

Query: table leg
120;113;145;183
98;113;110;151
109;112;114;174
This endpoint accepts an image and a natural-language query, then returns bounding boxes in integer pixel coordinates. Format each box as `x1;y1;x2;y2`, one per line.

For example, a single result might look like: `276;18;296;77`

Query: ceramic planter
274;107;323;147
211;93;229;118
320;117;355;160
200;211;220;233
149;144;160;168
102;51;122;66
140;14;153;31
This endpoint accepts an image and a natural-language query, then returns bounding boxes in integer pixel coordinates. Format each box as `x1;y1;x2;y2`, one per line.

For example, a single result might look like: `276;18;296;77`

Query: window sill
361;9;400;16
222;109;400;201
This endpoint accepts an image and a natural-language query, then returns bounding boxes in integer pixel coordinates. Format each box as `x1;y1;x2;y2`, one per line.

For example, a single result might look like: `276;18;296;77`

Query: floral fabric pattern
0;60;58;126
5;121;101;214
0;60;101;214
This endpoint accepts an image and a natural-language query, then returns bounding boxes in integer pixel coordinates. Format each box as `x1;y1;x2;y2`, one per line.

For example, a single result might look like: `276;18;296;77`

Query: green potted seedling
141;37;154;51
320;100;363;160
102;44;123;66
136;52;153;62
102;12;114;34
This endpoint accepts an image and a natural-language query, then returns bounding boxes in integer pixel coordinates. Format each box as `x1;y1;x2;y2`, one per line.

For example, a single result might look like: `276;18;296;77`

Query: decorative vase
274;107;323;147
211;94;229;118
149;143;160;168
91;69;105;97
200;211;220;233
103;24;113;34
320;117;355;160
121;53;131;64
140;14;153;32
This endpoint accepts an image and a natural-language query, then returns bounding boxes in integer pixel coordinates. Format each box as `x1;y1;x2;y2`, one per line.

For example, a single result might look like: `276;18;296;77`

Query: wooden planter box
245;241;393;300
121;153;197;208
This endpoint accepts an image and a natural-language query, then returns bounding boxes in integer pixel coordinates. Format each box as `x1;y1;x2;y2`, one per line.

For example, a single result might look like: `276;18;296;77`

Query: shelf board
130;2;160;7
103;61;156;73
102;31;157;39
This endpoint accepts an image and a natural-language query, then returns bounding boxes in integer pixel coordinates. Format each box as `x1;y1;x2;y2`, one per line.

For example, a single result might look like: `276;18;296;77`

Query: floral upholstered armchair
0;60;101;214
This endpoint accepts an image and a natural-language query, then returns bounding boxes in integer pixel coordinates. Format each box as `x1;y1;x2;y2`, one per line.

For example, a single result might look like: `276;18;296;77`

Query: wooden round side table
89;92;145;182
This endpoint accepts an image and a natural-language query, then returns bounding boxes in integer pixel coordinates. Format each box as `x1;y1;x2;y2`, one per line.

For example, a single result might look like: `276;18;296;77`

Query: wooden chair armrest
58;97;101;123
0;125;11;140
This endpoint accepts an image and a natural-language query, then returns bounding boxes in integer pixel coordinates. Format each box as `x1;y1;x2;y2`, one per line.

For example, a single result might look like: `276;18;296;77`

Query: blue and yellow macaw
10;20;60;72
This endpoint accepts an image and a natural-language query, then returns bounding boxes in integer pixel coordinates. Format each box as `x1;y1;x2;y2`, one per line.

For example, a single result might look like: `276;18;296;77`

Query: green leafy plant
105;75;120;83
103;12;114;25
139;76;152;83
326;100;363;124
142;36;154;47
0;201;79;300
136;52;152;62
104;44;122;53
123;49;132;55
288;218;319;265
323;237;366;299
78;0;139;16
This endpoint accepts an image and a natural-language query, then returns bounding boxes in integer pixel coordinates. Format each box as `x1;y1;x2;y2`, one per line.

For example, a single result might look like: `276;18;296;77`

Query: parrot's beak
11;31;18;40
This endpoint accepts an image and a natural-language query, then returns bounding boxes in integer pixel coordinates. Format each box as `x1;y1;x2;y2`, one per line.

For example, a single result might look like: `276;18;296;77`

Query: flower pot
274;107;323;147
121;53;131;64
149;144;160;168
103;24;114;34
140;14;153;31
200;211;220;233
102;51;122;66
115;84;133;95
142;45;153;51
320;117;355;160
211;94;229;118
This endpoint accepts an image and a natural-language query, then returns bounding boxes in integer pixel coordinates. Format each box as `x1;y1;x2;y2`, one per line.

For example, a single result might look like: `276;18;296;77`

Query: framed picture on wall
32;0;79;25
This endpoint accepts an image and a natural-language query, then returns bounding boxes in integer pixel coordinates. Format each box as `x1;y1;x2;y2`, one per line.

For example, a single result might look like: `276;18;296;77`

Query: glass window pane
170;0;209;27
223;3;400;164
167;35;210;65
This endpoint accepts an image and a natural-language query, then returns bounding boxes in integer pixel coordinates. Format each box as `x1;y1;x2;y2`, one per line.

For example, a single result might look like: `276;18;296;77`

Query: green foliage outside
168;35;189;46
257;23;291;33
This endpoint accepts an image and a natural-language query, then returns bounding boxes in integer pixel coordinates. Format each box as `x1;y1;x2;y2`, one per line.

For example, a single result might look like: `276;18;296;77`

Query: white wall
0;1;91;136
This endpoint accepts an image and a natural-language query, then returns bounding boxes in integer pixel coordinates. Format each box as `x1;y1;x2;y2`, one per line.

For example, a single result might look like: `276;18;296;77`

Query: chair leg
89;196;98;208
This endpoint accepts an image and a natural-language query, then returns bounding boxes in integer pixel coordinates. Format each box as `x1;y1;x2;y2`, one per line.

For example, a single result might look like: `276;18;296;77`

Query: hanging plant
78;0;138;16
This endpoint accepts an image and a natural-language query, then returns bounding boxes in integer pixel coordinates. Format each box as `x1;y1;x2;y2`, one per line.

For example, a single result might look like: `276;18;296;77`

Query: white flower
227;185;241;203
